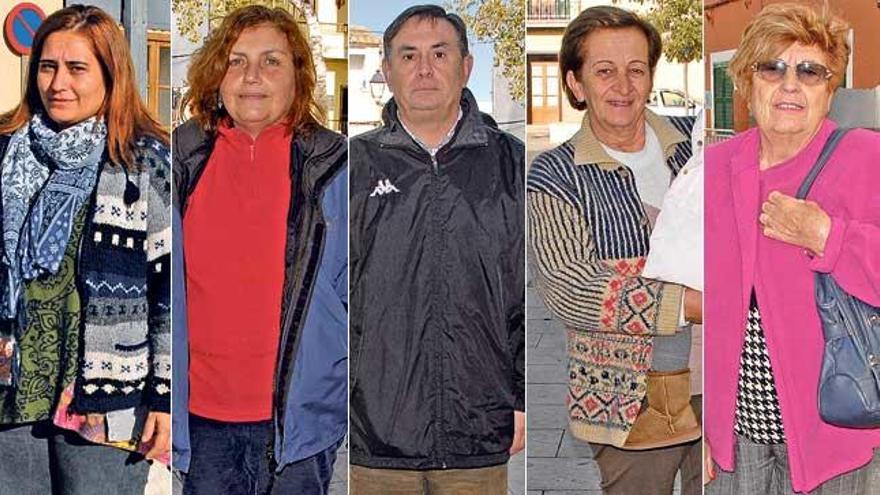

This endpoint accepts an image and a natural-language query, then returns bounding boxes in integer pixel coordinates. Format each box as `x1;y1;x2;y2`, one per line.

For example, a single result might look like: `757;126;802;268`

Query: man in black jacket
349;5;525;493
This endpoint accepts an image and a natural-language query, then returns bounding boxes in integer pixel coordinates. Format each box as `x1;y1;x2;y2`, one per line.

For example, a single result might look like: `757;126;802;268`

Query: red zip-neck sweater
184;122;292;422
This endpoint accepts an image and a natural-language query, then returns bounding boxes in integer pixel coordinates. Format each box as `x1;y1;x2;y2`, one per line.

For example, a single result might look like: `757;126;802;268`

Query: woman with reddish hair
173;4;347;494
0;4;170;494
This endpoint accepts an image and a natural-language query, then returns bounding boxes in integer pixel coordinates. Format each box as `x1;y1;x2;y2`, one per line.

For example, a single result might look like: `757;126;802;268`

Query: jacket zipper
377;141;447;467
269;155;310;469
270;147;344;467
431;150;446;469
378;141;489;468
272;202;329;467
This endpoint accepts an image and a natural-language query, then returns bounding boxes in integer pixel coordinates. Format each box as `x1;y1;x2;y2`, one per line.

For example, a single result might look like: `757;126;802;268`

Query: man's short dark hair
383;5;469;61
560;6;662;111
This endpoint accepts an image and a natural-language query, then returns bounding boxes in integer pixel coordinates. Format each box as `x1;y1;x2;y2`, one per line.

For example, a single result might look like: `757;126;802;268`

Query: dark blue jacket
171;120;348;470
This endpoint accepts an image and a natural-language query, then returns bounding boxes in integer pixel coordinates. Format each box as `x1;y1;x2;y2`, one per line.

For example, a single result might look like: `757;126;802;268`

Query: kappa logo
369;179;401;197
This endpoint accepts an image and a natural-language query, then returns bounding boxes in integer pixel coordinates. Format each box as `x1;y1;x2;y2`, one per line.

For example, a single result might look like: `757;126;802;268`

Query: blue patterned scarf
0;113;106;319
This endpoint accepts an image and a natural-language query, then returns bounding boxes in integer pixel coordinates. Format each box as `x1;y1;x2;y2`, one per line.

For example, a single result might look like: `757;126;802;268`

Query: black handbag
795;128;880;428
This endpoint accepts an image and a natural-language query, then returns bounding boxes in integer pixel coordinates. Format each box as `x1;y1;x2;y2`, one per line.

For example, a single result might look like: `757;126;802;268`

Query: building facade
347;25;387;136
704;0;880;133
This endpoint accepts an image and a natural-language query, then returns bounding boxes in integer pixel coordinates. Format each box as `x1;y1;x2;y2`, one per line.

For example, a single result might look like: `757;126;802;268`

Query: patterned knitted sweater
71;136;171;414
527;111;693;446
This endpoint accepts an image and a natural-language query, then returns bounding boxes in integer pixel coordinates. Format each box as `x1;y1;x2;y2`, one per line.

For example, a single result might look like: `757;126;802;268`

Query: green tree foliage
642;0;703;65
449;0;526;102
612;0;702;64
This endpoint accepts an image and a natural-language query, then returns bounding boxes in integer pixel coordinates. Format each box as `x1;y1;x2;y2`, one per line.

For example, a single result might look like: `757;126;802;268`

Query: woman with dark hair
173;4;347;494
528;5;702;494
0;4;170;494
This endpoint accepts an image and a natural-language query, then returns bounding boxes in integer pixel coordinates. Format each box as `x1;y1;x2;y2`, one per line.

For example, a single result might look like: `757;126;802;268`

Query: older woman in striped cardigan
527;5;702;495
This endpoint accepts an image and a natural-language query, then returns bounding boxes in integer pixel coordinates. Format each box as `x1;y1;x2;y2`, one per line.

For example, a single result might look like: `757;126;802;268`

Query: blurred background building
347;24;383;135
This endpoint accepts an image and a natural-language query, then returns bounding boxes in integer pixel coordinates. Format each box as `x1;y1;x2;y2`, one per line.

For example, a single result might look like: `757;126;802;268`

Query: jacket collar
173;120;345;210
572;109;687;170
290;124;347;202
374;87;491;150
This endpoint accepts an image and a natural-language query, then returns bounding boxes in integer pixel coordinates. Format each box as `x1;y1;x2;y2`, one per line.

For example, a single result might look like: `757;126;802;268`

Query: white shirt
397;108;463;159
601;126;669;210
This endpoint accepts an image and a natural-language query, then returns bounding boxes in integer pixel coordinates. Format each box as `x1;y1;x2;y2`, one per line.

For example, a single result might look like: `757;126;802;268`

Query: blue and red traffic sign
5;3;46;56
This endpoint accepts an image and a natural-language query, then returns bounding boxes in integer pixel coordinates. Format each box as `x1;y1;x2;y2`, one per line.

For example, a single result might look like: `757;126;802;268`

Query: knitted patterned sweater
71;136;171;414
527;111;692;446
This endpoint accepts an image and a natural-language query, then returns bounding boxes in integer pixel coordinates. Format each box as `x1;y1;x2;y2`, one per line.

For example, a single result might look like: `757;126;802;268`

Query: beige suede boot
621;369;701;450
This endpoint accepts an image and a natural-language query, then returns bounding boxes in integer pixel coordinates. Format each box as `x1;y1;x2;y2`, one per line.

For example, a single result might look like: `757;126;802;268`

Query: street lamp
369;69;387;104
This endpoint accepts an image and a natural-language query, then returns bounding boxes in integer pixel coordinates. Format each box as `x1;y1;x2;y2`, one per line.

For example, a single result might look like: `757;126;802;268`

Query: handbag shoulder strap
795;127;851;200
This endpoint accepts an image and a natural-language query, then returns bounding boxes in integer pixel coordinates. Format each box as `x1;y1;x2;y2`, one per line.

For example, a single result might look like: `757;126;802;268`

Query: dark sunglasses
751;59;833;85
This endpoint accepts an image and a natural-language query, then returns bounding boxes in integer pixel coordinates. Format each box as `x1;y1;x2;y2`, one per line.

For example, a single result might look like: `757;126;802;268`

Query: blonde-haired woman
705;3;880;493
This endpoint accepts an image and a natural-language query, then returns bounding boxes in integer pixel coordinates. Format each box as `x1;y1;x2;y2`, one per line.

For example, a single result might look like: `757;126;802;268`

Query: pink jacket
705;119;880;493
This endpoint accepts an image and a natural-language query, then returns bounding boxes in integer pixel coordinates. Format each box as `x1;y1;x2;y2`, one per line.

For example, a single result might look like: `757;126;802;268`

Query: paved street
526;281;604;495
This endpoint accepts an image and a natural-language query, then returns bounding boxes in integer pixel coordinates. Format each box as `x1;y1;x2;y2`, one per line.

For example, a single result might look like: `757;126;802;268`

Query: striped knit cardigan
71;136;171;414
527;111;694;446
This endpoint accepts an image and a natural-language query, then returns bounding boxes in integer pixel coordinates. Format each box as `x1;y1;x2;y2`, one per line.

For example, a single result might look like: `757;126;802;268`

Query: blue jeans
0;421;150;494
183;414;341;495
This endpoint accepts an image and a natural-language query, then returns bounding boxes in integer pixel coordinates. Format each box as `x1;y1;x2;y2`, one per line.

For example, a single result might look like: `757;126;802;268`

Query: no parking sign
4;3;46;56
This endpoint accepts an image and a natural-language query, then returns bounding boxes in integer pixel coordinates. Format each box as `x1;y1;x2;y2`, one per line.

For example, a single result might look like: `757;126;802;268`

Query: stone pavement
510;449;526;494
526;282;604;495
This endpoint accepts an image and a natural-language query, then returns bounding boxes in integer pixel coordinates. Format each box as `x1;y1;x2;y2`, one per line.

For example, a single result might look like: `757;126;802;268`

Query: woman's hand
704;439;715;485
760;191;831;256
141;411;171;461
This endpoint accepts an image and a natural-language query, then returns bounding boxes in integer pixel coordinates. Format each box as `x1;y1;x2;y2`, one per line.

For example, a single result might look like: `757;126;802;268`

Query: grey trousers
0;421;150;495
707;435;877;494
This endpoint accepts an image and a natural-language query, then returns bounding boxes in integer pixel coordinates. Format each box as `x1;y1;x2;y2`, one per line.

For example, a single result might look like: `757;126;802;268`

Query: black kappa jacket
350;89;525;470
